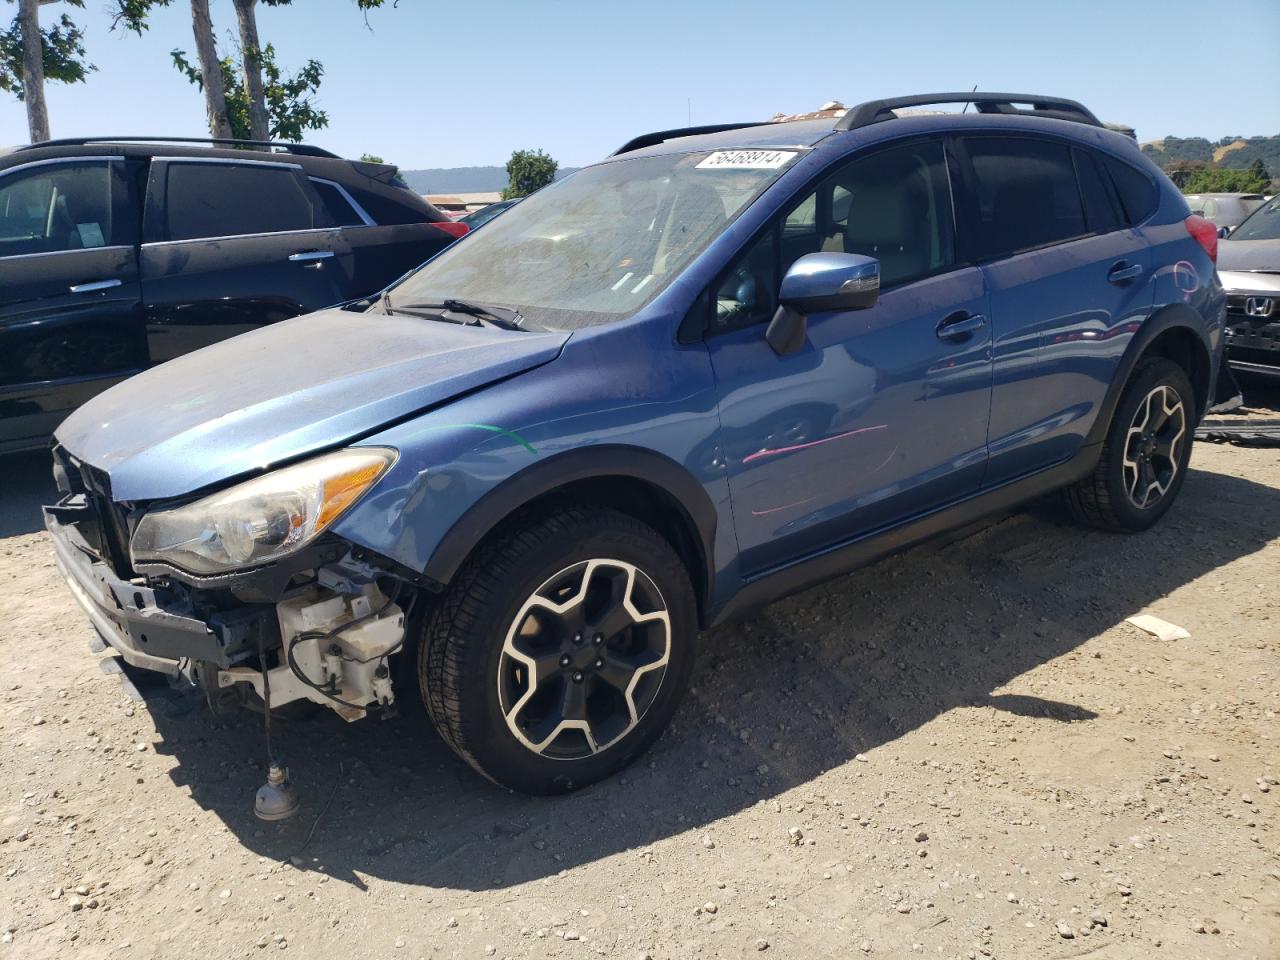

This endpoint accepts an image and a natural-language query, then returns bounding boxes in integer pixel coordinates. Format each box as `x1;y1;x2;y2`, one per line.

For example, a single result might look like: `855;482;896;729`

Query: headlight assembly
130;448;396;575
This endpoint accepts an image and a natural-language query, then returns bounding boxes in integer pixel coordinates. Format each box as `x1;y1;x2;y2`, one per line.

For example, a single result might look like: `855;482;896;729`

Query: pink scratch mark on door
750;497;815;517
741;423;889;465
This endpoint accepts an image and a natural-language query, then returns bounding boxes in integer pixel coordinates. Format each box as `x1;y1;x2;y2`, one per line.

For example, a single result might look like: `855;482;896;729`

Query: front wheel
1064;357;1195;532
420;505;697;794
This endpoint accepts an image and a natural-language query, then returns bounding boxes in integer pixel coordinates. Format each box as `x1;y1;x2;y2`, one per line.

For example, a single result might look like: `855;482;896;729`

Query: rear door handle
936;311;986;342
1107;261;1144;284
288;250;335;265
68;279;123;294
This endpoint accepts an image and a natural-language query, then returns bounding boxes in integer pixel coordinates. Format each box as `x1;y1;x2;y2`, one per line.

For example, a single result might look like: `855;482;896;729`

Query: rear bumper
44;498;269;674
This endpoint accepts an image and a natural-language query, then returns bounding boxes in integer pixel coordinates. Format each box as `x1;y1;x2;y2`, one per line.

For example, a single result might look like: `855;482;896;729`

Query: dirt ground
1;388;1277;960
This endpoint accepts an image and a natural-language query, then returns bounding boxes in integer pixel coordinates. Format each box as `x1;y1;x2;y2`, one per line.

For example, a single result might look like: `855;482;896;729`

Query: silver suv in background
1185;192;1266;233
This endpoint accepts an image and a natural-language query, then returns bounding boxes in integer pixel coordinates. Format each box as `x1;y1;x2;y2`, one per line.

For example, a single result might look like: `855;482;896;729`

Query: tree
359;153;384;164
112;0;231;139
1176;164;1271;195
231;0;268;140
187;0;230;137
231;0;391;143
502;149;557;200
171;43;326;142
0;0;92;142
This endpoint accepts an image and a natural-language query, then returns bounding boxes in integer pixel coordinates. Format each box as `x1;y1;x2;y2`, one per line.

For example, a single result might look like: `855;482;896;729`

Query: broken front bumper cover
44;497;272;676
45;494;408;721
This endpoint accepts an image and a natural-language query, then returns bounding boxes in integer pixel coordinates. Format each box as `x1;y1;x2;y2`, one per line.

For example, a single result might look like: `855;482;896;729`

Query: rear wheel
1065;357;1194;532
420;505;697;794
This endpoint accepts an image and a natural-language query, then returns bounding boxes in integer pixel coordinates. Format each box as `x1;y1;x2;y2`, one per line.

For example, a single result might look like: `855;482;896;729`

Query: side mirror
1218;225;1231;239
765;253;880;356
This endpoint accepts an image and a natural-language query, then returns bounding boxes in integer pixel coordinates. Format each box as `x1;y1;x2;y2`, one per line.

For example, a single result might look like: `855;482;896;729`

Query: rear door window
0;161;114;257
163;162;318;241
961;136;1088;260
1072;148;1123;235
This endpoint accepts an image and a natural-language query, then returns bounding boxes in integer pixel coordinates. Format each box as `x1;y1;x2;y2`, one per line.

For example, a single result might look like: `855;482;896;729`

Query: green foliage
502;149;558;200
359;153;385;164
1;2;93;101
1176;162;1271;195
172;43;327;142
112;0;169;36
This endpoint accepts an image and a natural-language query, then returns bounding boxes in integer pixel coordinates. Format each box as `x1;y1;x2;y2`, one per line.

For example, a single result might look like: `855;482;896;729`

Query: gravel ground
1;387;1277;960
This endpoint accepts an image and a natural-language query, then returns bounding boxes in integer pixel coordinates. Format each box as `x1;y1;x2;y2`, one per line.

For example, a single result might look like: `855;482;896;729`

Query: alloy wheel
1122;384;1186;510
497;559;671;760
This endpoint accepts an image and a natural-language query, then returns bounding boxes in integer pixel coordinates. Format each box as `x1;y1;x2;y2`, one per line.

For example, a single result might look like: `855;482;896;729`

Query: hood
1217;238;1280;274
56;308;569;501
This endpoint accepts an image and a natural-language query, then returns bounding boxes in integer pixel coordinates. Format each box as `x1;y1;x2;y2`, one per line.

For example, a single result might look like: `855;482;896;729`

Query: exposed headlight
130;448;396;575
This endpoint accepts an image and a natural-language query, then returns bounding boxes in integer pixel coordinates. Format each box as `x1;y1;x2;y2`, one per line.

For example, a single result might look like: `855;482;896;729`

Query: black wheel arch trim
1084;302;1216;448
421;445;719;609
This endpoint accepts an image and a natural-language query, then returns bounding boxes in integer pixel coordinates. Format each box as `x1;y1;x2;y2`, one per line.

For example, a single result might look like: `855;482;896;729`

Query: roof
614;111;1138;164
0;138;407;187
610;91;1120;161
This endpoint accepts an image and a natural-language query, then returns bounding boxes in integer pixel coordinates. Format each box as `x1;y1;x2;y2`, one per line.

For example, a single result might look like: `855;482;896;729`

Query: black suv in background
0;137;466;454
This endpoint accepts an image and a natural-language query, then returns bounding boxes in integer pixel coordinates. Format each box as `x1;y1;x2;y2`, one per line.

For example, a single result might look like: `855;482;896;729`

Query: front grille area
50;445;136;577
1224;293;1280;355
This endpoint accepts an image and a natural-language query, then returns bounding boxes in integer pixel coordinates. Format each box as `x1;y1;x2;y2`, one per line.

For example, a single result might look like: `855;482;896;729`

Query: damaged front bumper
44;494;408;722
44;497;271;676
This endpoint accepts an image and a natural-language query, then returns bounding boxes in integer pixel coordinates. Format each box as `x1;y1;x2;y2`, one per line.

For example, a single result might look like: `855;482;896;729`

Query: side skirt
707;442;1101;628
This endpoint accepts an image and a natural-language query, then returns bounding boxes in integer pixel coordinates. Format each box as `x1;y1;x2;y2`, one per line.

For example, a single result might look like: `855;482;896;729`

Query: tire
1064;356;1195;532
419;504;697;794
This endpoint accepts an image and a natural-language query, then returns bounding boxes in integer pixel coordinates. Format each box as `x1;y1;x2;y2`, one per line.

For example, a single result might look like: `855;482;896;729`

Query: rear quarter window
309;178;367;227
1099;155;1158;225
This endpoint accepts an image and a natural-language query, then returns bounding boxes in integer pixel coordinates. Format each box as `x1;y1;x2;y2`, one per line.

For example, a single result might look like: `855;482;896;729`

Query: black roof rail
16;135;341;159
611;122;764;156
834;92;1102;132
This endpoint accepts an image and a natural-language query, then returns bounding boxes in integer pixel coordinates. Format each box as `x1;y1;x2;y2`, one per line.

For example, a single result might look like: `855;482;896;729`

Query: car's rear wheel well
1141;326;1211;417
463;476;709;624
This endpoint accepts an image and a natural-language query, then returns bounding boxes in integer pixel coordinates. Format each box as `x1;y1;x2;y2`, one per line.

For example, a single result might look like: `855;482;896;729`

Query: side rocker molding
708;440;1102;627
421;445;719;601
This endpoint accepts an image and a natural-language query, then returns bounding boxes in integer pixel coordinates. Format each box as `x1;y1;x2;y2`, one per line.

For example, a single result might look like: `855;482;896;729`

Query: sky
3;0;1279;170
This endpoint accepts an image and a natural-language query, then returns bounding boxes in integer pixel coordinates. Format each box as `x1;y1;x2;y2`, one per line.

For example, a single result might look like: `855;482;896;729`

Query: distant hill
1141;135;1280;172
400;165;580;195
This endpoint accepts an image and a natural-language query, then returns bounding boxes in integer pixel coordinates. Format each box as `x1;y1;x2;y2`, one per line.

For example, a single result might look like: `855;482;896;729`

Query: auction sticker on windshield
696;150;797;170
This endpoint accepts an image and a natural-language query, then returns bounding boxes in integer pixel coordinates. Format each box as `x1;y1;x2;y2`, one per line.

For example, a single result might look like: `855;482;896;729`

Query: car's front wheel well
1141;326;1211;418
466;476;709;625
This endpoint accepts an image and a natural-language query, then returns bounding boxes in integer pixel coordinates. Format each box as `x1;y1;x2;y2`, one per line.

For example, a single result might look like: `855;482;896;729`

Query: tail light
431;220;470;240
1184;214;1218;263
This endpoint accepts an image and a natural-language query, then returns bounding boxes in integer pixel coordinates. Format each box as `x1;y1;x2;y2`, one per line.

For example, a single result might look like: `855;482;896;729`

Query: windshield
1229;196;1280;241
387;149;799;329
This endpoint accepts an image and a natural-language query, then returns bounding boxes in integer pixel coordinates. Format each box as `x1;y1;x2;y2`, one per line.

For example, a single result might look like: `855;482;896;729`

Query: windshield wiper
394;298;529;331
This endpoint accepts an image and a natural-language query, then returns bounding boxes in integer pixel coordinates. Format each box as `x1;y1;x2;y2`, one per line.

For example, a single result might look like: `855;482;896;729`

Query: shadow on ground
0;450;55;538
99;463;1276;894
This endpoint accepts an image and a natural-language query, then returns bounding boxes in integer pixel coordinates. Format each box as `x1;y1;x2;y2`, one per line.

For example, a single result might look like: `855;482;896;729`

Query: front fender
419;444;718;590
330;319;736;613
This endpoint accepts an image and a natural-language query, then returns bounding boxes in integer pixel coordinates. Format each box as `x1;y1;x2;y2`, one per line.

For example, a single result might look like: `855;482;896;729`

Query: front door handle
936;311;986;342
1107;261;1144;284
69;279;123;294
288;250;335;265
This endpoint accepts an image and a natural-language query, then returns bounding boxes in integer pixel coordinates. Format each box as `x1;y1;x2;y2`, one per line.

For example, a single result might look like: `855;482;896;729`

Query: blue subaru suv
45;93;1224;796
